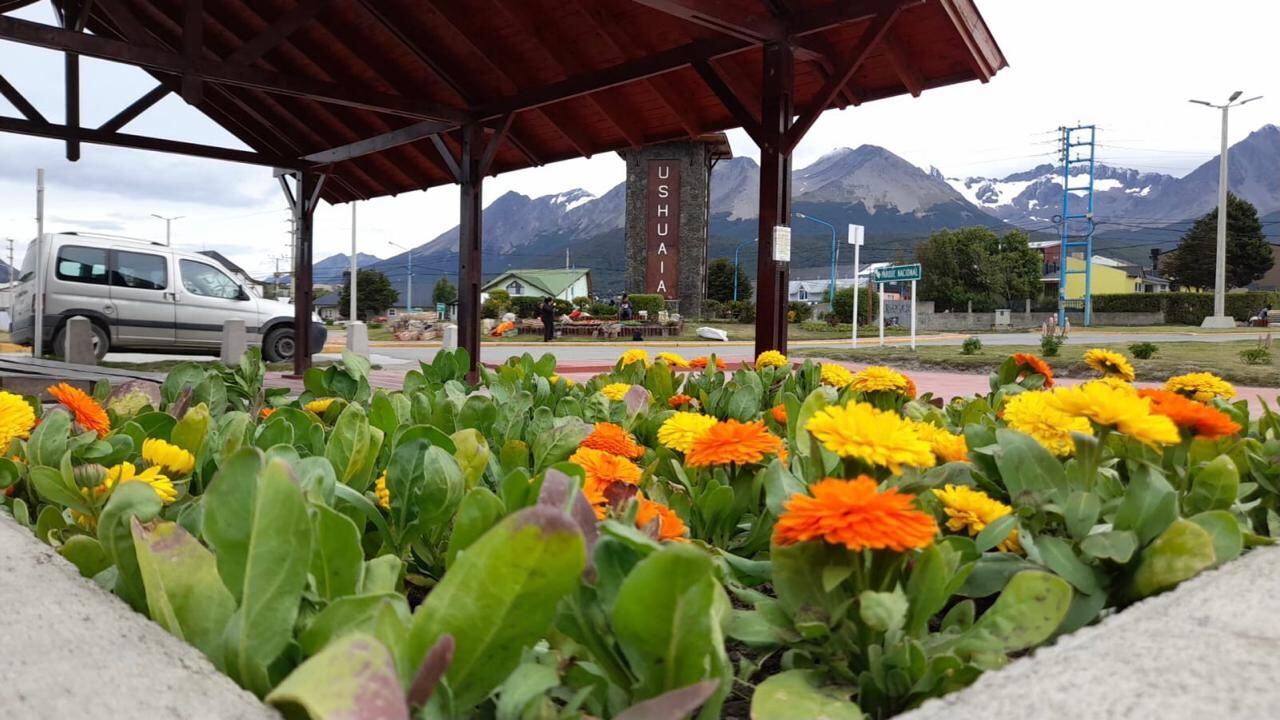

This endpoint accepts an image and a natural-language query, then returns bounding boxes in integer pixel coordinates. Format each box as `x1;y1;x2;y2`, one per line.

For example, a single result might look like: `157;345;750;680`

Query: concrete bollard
442;324;458;351
64;316;98;365
346;321;369;355
220;320;247;365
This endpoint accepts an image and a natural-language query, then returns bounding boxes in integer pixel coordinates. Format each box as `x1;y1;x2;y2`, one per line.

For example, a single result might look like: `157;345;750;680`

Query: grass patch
798;339;1280;387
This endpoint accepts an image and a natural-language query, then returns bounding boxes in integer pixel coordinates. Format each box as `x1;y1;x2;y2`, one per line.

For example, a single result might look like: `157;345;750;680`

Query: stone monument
622;134;731;318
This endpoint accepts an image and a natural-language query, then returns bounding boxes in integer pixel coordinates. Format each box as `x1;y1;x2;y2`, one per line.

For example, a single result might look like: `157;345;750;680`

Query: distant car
10;232;326;362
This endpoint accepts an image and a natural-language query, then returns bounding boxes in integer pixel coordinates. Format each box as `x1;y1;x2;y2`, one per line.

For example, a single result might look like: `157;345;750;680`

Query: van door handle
103;305;114;314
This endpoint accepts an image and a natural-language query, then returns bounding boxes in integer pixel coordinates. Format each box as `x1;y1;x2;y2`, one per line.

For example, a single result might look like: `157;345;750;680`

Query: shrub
829;287;880;326
702;299;724;320
510;296;542;319
628;293;667;316
1240;347;1272;365
1129;342;1158;359
588;303;618;317
1091;291;1280;325
787;301;814;324
1040;334;1062;357
961;336;983;355
722;300;756;323
572;296;592;309
481;289;512;319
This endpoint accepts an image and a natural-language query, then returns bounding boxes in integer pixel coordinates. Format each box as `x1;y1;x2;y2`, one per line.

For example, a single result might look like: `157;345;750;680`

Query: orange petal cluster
580;422;645;459
668;393;695;409
1013;353;1054;387
47;383;111;438
773;476;938;552
689;356;727;371
685;419;783;468
635;493;688;542
570;446;642;488
1137;389;1241;439
770;403;788;424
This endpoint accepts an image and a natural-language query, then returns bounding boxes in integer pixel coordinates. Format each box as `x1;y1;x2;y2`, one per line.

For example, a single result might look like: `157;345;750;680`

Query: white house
788;262;892;304
480;268;591;302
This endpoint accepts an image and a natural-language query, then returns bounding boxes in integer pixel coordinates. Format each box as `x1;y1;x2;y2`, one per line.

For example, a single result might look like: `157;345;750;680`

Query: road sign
874;263;922;283
847;223;865;246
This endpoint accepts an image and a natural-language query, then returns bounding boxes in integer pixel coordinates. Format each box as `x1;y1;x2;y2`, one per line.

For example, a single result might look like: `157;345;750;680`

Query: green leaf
531;417;591;472
451;428;490;490
858;588;908;634
495;663;560;720
1113;470;1177;546
612;543;728;702
325;404;373;489
751;670;862;720
310;504;364;602
1189;510;1243;566
266;633;408;720
446;487;506;568
1035;536;1100;595
994;429;1067;506
170;403;211;458
1062;491;1101;541
201;448;263;601
58;535;110;578
30;464;92;514
299;593;411;658
1185;455;1239;515
1128;519;1216;600
132;519;236;670
26;408;71;467
97;481;164;611
1079;530;1139;564
771;540;846;633
361;555;403;595
615;681;721;720
973;514;1018;553
407;506;585;711
960;570;1072;654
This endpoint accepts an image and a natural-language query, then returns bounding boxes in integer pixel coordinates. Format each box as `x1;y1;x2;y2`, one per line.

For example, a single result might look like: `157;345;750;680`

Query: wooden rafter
625;0;785;43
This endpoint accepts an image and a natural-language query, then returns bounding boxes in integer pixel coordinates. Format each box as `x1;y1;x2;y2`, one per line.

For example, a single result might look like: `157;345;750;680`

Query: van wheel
51;323;110;362
262;326;296;363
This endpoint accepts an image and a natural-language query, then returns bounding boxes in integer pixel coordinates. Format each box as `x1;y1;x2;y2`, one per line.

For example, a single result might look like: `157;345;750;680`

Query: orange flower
1137;389;1241;439
581;422;645;459
689;356;728;371
634;493;688;542
583;480;609;520
668;394;695;409
903;376;918;400
772;476;938;552
685;419;783;468
770;403;788;424
1013;353;1054;387
47;383;110;438
259;407;275;420
569;446;642;488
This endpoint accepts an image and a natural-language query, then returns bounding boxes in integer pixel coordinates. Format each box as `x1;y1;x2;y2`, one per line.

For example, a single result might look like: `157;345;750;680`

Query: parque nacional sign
873;263;923;283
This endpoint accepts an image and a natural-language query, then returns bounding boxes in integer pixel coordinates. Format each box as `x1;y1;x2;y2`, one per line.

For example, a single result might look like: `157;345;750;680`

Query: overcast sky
1;0;1276;277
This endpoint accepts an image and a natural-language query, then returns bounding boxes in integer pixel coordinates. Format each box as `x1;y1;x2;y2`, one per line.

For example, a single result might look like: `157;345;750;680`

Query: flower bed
0;345;1275;719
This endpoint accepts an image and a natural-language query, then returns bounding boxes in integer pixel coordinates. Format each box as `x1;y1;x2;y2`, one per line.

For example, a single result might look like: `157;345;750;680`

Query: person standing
618;293;634;321
540;297;557;342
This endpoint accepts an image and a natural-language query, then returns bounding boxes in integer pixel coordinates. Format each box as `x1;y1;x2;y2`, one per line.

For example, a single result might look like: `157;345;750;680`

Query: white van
10;233;326;362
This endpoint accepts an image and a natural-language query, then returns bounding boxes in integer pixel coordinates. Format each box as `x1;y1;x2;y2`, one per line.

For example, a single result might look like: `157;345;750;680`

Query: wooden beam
783;8;902;153
0;14;469;122
625;0;785;42
0;114;304;167
303;118;454;164
0;72;45;122
880;31;922;97
456;124;483;380
71;0;95;32
225;0;328;67
754;42;793;356
693;59;761;145
478;114;512;176
429;134;462;182
97;83;167;132
180;0;202;104
937;0;1002;81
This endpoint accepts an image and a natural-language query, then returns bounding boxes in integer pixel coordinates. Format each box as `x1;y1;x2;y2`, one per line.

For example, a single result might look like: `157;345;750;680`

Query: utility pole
4;237;13;283
349;202;358;322
150;213;183;246
1190;91;1262;328
565;247;570;269
34;169;45;358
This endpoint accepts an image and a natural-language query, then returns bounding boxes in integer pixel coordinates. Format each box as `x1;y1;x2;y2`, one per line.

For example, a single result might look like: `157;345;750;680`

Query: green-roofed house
481;269;591;302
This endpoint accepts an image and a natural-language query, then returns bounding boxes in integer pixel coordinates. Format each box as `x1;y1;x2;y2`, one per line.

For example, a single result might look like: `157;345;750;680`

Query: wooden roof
6;0;1005;204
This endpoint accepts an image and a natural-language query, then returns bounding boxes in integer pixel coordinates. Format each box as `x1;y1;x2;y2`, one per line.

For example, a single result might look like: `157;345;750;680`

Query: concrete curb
0;513;279;720
900;545;1280;719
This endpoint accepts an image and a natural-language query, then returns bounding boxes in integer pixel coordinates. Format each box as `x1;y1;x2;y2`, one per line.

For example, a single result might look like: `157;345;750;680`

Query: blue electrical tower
1056;124;1097;326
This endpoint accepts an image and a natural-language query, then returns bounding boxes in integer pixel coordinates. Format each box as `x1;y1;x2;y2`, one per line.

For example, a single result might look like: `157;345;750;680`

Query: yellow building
1047;255;1170;300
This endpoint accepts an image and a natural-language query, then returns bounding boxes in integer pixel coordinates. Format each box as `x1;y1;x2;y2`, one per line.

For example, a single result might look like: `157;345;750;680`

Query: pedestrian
540;296;557;342
618;293;634;321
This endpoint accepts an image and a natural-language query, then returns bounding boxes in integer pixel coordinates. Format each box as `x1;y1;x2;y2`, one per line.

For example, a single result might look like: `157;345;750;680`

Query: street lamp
732;237;757;302
150;213;182;246
793;211;839;304
1188;91;1262;328
388;241;415;313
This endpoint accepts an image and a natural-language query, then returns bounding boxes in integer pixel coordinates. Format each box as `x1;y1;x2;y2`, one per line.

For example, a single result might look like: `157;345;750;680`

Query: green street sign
874;263;922;283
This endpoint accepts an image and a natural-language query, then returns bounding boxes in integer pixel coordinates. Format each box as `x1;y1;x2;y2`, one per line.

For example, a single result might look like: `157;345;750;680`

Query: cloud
48;215;128;232
0;135;276;207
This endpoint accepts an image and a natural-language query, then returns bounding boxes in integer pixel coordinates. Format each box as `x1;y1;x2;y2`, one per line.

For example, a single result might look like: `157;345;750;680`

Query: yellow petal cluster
375;472;390;510
141;438;195;477
805;401;936;474
1164;372;1236;403
1001;390;1092;456
1083;348;1136;382
656;412;717;453
933;484;1020;552
657;352;690;368
755;350;788;369
851;366;914;396
913;422;969;463
619;349;651;368
1048;381;1179;446
600;383;632;402
819;363;855;389
0;391;36;453
102;461;178;505
305;397;336;415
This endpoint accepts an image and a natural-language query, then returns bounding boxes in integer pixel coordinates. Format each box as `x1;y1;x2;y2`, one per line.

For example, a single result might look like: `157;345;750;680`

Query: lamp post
793;212;838;306
150;213;182;246
1189;91;1262;328
388;241;414;313
732;237;757;302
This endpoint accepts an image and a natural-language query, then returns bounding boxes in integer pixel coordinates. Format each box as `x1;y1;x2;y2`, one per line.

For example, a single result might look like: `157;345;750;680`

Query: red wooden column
457;124;484;380
291;170;316;376
754;42;794;357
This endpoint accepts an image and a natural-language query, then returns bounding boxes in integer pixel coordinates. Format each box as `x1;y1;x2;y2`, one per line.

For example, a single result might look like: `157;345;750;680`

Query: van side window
113;251;168;290
55;246;108;285
179;260;241;300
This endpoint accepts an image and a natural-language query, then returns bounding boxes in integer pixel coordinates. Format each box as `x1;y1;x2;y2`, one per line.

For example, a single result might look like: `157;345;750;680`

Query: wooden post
291;170;316;376
457;124;484;380
753;42;794;358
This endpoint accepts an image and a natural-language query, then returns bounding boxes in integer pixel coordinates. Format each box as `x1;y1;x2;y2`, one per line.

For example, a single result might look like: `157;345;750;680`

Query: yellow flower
305;397;336;415
755;350;788;369
913;422;969;463
933;484;1020;553
657;352;690;368
619;349;651;368
1083;348;1136;382
656;412;718;453
549;374;575;387
1164;372;1236;403
1048;381;1179;446
805;401;936;474
820;363;855;389
1001;390;1092;457
103;461;177;505
141;438;195;477
851;366;914;396
600;383;632;402
0;391;36;453
374;472;390;510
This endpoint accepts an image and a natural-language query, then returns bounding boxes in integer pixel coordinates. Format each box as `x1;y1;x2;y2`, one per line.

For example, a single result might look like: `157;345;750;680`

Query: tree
339;269;398;320
706;257;752;302
432;276;458;305
916;226;1043;311
1164;194;1274;290
989;230;1043;306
